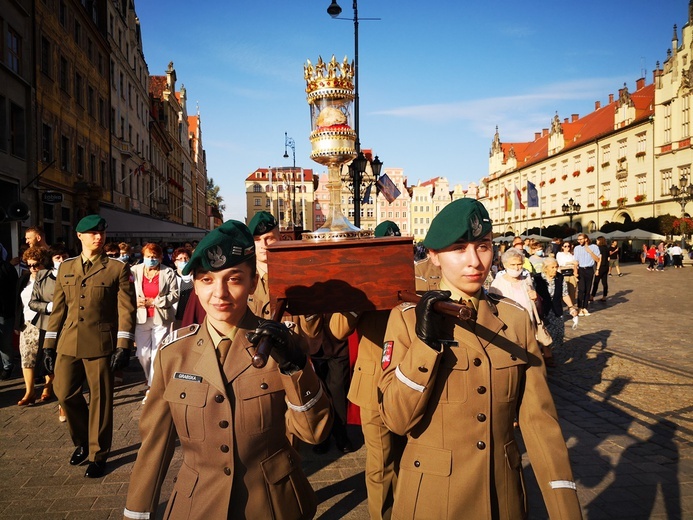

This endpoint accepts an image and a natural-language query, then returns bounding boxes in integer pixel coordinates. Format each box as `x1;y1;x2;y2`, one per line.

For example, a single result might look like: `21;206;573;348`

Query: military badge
470;214;482;237
382;341;394;370
207;245;226;268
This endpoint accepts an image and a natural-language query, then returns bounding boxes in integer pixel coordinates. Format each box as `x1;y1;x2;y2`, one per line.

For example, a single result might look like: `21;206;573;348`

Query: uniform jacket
378;292;581;520
124;311;332;520
44;254;136;357
347;310;390;411
131;263;180;326
28;269;57;330
414;257;442;292
248;272;272;319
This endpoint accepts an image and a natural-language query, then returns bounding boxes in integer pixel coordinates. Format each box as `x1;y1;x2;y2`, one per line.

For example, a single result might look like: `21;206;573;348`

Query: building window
59;1;67;27
663;102;672;144
7;27;21;74
98;97;105;127
74;20;81;46
683;95;690;139
60;135;70;171
41;36;52;77
100;160;106;188
41;123;53;163
636;174;647;196
661;169;672;196
89;153;96;182
636;133;647;154
59;56;69;92
254;198;261;207
74;72;83;106
76;145;84;177
618;179;627;199
87;86;94;117
0;96;6;153
617;139;627;160
9;103;26;158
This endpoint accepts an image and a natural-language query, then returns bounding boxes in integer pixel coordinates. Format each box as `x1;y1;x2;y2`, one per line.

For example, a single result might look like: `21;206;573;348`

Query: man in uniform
378;199;581;519
43;215;136;478
123;220;331;520
347;221;406;519
247;211;280;319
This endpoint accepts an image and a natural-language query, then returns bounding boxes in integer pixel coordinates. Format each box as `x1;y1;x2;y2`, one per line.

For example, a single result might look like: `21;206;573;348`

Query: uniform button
477;441;486;450
78;318;84;322
418;366;428;373
477;413;486;422
414;460;421;468
180;392;186;399
510;355;517;361
224;467;231;476
80;294;85;299
79;306;84;310
219;420;229;428
220;445;230;453
215;395;224;403
473;358;481;366
81;283;86;287
260;382;268;390
477;386;486;394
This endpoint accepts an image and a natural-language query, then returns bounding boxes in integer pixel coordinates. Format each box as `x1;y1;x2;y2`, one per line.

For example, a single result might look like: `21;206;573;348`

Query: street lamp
283;132;298;228
326;0;380;228
670;174;693;247
562;197;581;230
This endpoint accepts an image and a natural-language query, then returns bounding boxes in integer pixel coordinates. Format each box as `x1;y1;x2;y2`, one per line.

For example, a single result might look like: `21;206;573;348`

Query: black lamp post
327;0;380;228
562;197;581;230
670;174;693;247
283;132;298;227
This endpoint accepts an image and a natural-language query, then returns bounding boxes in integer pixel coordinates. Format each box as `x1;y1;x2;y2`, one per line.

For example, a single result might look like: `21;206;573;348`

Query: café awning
98;206;208;241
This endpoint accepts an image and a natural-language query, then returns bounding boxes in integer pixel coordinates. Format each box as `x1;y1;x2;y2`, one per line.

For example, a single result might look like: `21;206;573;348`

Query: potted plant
549;178;556;184
601;161;610;168
601;200;610;208
531;212;537;218
539;181;546;187
617;197;627;206
635;151;646;158
586;166;595;173
617;156;626;163
550;209;557;215
572;170;580;177
634;194;646;202
561;174;568;181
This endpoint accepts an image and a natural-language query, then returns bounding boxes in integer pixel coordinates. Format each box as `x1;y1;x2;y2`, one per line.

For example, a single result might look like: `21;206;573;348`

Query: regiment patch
382;341;394;370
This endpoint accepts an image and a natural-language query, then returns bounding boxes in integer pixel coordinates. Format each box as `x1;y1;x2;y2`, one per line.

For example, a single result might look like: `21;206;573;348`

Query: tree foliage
206;178;225;218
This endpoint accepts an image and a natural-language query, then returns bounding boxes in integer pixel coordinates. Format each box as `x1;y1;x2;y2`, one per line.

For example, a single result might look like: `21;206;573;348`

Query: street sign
41;191;63;203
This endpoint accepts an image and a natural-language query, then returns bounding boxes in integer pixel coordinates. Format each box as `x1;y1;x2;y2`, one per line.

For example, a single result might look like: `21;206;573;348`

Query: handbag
527;286;553;347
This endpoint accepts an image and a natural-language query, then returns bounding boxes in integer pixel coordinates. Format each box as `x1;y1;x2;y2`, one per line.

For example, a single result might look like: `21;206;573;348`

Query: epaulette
489;293;525;312
397;301;416;312
161;324;200;349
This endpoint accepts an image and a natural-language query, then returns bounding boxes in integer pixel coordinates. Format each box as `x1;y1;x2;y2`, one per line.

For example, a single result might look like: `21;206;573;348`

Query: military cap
423;199;493;250
374;220;401;237
182;220;256;275
75;214;107;233
248;211;278;236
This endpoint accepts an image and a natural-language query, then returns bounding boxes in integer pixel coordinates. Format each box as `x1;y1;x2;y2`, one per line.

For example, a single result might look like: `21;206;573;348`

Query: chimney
571;114;579;122
564;118;569;124
609;93;614;103
534;132;541;140
595;100;601;110
542;128;548;137
636;77;645;90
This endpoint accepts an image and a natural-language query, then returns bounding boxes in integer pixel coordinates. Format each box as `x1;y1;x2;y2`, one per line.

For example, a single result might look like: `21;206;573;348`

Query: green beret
423;199;493;250
248;211;278;236
374;220;401;237
182;220;255;275
75;215;107;233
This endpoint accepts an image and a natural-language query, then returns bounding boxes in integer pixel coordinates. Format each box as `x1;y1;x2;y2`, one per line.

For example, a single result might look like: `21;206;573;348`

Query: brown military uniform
124;310;332;520
248;270;271;319
347;310;406;520
414;256;441;292
44;254;136;463
379;293;581;519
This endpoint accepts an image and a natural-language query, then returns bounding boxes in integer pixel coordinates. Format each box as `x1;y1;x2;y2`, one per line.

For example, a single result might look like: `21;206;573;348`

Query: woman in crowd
131;243;179;397
646;244;657;271
591;236;610;302
489;248;537;316
533;258;579;367
172;246;193;328
608;240;623;276
556;240;579;303
527;239;547;273
14;247;49;406
30;245;70;420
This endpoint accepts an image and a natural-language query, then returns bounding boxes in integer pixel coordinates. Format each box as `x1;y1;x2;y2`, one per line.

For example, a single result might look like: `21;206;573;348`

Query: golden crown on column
304;55;354;94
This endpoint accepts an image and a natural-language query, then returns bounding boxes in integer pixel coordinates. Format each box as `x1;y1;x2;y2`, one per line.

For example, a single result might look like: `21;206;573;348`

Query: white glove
46;302;53;313
572;316;579;329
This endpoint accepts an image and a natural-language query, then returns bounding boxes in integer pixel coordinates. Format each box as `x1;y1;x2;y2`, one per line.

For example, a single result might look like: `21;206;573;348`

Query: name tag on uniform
64;274;74;277
441;340;459;348
174;372;203;383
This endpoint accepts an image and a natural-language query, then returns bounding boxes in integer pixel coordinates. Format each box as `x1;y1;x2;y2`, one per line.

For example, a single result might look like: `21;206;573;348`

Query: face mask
143;258;159;268
167;248;173;253
535;250;544;257
176;261;188;271
52;261;61;273
119;255;129;261
505;268;523;278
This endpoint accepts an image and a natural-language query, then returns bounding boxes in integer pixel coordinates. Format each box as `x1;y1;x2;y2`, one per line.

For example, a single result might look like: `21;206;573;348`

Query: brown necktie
83;259;92;274
217;338;232;365
463;300;477;321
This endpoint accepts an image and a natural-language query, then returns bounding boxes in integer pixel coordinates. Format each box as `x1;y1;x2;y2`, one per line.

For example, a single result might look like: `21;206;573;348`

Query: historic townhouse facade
34;0;111;249
0;0;33;253
188;112;208;229
245;167;316;231
107;0;150;215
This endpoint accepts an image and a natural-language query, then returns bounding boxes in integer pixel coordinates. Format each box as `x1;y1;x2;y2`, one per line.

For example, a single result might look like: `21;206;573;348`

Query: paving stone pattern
0;261;690;519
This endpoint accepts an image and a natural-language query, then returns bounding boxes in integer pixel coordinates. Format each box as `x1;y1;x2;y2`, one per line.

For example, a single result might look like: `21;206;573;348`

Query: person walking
378;199;581;519
43;215;136;479
131;243;179;394
123;220;332;520
646;244;657;271
608;240;623;276
591;236;610;302
573;233;600;316
670;243;684;268
556;241;579;304
172;246;193;327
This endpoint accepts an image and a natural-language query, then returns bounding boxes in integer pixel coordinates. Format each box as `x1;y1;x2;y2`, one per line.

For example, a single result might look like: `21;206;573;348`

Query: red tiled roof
188;115;198;134
500;82;655;171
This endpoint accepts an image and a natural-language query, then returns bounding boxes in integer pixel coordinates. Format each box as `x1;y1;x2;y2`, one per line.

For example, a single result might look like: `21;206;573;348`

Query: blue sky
136;0;687;222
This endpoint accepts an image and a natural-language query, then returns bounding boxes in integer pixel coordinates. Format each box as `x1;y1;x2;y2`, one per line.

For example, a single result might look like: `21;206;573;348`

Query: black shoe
0;368;13;380
312;439;330;454
84;461;106;478
336;437;354;454
69;446;89;466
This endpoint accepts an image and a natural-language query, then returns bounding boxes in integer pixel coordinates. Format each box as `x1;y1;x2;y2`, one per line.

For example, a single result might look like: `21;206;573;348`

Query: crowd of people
2;212;688;519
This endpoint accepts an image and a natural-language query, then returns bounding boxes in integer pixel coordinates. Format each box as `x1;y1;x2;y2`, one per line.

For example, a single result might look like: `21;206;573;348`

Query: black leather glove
246;320;306;373
110;348;130;371
415;290;452;350
43;348;57;374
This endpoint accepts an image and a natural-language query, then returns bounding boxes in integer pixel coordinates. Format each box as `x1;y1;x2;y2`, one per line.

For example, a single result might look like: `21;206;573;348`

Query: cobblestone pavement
0;261;691;519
